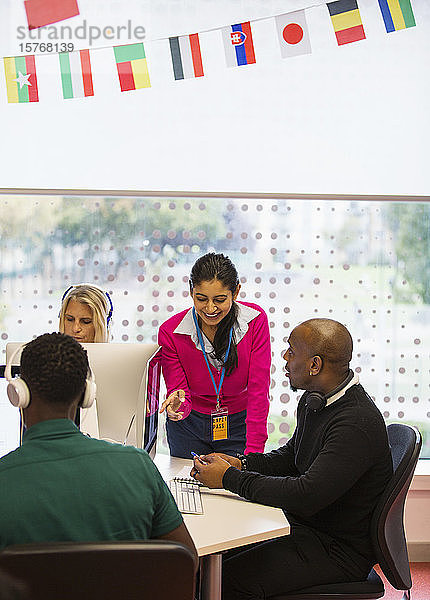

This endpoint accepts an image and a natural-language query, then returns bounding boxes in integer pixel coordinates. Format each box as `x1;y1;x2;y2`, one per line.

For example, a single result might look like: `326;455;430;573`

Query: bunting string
2;0;417;103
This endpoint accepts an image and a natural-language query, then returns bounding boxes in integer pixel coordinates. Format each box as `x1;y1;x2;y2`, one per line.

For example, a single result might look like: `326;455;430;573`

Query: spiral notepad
168;477;203;514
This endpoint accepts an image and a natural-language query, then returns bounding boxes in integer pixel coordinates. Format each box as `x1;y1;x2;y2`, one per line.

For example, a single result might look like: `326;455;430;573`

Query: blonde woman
58;284;113;438
59;284;113;343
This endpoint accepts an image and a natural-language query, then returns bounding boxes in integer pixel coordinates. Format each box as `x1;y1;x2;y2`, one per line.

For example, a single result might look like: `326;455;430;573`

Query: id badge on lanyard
211;405;228;441
192;308;233;443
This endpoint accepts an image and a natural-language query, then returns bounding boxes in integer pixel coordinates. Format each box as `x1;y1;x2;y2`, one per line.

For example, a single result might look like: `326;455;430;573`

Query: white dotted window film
0;196;428;456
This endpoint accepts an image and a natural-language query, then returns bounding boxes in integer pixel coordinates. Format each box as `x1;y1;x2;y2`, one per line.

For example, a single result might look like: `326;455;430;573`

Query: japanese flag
275;10;312;58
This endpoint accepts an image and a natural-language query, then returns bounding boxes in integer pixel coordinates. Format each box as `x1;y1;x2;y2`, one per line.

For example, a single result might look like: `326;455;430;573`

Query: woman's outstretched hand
160;389;186;421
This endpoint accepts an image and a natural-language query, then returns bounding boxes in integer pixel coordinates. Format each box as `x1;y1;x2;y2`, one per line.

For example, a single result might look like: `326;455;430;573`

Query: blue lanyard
192;307;233;409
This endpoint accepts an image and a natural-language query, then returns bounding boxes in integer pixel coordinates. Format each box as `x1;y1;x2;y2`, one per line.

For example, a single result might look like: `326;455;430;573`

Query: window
1;195;428;456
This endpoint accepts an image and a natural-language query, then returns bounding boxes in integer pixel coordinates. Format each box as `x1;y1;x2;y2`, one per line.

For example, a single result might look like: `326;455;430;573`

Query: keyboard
168;478;203;514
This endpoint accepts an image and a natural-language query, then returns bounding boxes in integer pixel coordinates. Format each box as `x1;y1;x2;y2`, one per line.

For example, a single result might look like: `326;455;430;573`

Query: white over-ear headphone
5;344;97;410
5;345;30;409
81;366;97;409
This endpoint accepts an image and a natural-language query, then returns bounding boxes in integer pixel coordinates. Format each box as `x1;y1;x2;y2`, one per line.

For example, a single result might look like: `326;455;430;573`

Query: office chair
0;540;196;600
270;423;422;600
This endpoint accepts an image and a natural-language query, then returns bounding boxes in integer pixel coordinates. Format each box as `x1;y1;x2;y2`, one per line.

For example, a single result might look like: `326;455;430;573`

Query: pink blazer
158;301;271;454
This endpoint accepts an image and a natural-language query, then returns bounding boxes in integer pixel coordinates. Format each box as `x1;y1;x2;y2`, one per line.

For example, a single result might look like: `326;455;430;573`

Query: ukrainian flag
378;0;416;33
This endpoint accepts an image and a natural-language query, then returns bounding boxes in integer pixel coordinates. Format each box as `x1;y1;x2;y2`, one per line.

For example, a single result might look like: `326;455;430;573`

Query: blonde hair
58;284;112;343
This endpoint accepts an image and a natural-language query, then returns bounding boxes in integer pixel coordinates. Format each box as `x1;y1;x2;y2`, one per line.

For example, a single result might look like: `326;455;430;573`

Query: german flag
327;0;366;46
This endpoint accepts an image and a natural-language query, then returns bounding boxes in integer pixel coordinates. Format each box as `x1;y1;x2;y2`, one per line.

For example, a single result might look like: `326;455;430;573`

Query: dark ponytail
190;253;239;375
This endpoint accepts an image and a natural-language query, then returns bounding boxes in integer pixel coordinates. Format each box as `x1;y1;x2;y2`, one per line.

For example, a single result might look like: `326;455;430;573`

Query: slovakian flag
169;34;204;80
114;43;151;92
275;10;312;58
222;22;256;68
24;0;79;30
4;55;39;103
327;0;366;45
59;49;93;100
377;0;416;33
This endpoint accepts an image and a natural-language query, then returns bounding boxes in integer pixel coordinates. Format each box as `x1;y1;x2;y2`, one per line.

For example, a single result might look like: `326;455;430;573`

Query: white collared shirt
173;303;260;370
325;373;360;408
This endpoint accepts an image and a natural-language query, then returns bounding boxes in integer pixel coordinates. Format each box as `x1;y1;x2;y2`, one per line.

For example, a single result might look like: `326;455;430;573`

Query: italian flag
4;55;39;103
113;43;151;92
59;49;94;99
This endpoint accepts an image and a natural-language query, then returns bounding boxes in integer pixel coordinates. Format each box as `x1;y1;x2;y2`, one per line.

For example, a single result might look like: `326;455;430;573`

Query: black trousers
166;409;246;458
222;525;372;599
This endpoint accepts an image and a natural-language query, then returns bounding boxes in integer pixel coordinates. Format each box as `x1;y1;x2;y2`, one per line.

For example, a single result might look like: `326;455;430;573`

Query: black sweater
223;384;393;562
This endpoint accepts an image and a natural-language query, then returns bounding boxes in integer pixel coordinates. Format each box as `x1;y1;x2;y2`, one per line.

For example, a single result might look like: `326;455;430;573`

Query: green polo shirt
0;419;182;550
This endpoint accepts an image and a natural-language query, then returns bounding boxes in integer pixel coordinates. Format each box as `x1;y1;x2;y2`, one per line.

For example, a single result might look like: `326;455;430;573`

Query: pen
191;451;207;463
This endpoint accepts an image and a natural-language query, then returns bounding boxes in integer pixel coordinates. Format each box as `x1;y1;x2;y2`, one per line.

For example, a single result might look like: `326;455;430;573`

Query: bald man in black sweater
191;318;393;599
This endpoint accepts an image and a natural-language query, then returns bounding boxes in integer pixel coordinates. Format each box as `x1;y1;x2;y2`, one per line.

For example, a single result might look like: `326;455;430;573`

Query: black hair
20;332;89;405
190;253;239;375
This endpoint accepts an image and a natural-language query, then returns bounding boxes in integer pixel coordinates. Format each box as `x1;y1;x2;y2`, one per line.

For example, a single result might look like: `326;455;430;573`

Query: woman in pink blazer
158;253;271;458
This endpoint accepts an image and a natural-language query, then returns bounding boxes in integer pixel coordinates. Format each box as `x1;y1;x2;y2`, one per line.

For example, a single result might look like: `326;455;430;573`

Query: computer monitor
5;342;161;458
81;343;161;457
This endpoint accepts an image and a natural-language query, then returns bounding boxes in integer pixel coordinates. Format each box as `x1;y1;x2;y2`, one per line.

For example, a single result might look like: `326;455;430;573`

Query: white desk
154;454;290;600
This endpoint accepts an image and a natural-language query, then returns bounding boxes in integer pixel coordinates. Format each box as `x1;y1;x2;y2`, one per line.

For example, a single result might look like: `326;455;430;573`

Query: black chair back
0;540;196;600
371;423;421;590
270;423;421;600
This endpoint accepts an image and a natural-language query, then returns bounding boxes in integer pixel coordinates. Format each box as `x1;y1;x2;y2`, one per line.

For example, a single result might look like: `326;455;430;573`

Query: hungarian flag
327;0;366;45
377;0;416;33
59;49;93;99
24;0;79;30
113;43;151;92
222;22;256;67
169;34;204;80
276;10;312;58
4;55;39;103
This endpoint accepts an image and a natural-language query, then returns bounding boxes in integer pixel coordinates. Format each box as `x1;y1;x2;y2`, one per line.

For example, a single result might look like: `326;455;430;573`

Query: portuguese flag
113;43;151;92
4;55;39;103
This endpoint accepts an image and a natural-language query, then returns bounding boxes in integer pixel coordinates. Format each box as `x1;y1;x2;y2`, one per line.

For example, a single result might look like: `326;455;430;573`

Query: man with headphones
0;332;197;567
191;318;393;598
